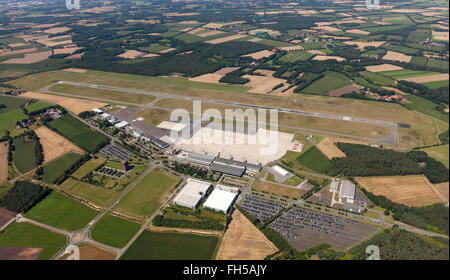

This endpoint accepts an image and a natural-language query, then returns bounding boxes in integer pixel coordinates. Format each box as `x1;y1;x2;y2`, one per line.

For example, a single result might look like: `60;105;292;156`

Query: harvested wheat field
35;126;84;163
307;50;326;55
189;67;239;84
313;26;342;32
197;30;224;37
316;137;346;159
365;64;404;72
117;50;145;59
356;175;445;207
62;68;87;73
248;37;262;42
241;50;275;60
44;27;70;34
312;55;346;62
278;46;304;51
382;51;411;63
216;209;277;260
343;41;385;49
434;182;449;202
243;70;289;94
21;92;107;115
382;86;409;95
62;245;116;260
205;34;246;44
0;142;8;184
401;74;449;83
53;47;82;55
1;51;52;64
0;247;43;260
346;29;370;35
0;47;37;57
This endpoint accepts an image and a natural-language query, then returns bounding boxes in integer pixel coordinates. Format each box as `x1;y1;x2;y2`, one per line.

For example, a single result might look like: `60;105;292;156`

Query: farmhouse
173;179;212;209
203;185;239;213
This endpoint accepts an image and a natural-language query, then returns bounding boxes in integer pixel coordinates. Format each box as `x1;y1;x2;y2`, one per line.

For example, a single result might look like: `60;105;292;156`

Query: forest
0;181;51;213
330;143;449;184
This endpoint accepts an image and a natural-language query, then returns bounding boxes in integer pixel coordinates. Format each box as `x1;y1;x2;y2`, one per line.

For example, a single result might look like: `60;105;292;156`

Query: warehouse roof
203;185;238;213
173;179;211;209
340;180;356;199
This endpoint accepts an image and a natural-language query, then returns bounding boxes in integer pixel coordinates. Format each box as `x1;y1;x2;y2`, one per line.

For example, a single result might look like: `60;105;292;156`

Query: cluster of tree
219;68;249;84
439;130;449;144
397;81;449;105
360;187;449;235
0;131;13;163
0;104;5;109
0;181;51;213
153;206;225;231
169;162;218;181
330;143;449;184
348;227;448;260
78;111;96;119
52;154;91;185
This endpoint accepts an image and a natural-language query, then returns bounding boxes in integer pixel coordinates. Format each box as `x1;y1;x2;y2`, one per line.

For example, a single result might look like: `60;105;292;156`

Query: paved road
39;81;399;146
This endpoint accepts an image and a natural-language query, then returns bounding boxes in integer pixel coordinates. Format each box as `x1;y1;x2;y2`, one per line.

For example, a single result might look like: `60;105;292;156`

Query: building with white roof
173;179;211;209
114;121;129;129
329;178;339;192
339;180;356;203
203;185;239;213
157;121;186;132
273;165;289;177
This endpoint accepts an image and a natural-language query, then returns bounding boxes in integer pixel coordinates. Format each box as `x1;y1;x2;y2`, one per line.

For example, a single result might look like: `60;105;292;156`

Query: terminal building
173;179;212;209
203;185;239;214
209;157;246;177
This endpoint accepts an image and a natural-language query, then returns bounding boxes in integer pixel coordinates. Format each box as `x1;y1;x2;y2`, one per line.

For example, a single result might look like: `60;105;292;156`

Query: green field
120;231;219;260
42;152;84;184
114;169;180;219
296;146;333;174
24;191;99;231
302;71;352;95
0;222;66;260
71;158;105;179
91;215;141;248
0;95;29;113
279;51;314;63
401;94;448;122
13;135;39;173
360;71;396;86
418;145;449;169
380;69;440;79
25;101;53;114
422;80;449;89
0;108;28;132
59;178;119;207
47;114;109;153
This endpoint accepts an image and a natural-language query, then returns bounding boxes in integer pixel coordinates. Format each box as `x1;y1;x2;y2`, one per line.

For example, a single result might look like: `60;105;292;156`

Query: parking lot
98;144;132;161
240;195;287;222
270;207;380;251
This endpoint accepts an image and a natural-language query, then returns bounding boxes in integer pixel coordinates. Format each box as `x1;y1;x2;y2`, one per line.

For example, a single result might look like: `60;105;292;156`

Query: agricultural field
91;215;141;248
0;108;27;133
216;209;277;260
47;114;109;153
61;245;116;260
0;142;7;185
356;175;446;207
418;145;449;169
35;126;84;163
302;71;352;95
120;231;219;260
0;222;66;260
278;51;314;63
296;146;333;174
41;152;84;184
316;137;346;159
71;158;105;179
114;169;180;219
25;101;53;114
12;135;40;174
24;191;99;231
59;177;119;208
